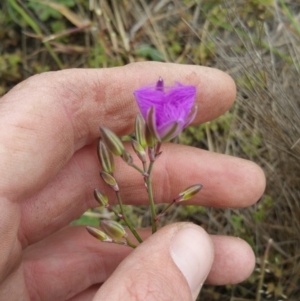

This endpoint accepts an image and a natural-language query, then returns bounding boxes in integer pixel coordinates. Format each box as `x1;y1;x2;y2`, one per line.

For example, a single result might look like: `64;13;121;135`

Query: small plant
86;77;203;247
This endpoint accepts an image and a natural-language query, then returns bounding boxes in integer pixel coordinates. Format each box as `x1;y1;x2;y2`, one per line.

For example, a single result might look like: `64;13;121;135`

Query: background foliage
1;0;300;300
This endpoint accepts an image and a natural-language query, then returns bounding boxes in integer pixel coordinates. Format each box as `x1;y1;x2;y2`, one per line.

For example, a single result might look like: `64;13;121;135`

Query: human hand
0;62;265;301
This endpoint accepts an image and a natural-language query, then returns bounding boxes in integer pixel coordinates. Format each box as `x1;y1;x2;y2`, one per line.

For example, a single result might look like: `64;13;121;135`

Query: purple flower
134;77;197;142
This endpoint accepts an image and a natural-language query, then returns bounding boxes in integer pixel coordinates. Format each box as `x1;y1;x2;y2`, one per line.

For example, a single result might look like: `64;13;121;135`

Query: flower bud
148;147;156;162
145;123;157;148
100;127;124;156
160;121;181;142
100;219;127;240
86;226;113;242
121;135;132;142
121;149;134;165
131;139;146;163
94;189;108;207
100;171;119;191
98;140;115;173
146;106;159;141
176;184;203;202
156;77;164;91
135;113;147;149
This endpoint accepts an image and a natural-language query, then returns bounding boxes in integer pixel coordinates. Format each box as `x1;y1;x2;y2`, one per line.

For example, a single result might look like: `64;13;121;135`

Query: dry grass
2;0;300;300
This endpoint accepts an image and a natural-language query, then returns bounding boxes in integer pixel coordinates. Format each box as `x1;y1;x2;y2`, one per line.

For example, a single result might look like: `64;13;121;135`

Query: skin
0;62;266;301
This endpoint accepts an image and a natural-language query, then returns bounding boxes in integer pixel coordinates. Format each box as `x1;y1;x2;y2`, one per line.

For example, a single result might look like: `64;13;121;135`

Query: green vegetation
1;0;300;299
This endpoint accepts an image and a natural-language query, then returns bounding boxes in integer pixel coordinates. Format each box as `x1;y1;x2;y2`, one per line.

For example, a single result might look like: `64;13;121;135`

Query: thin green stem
279;0;300;36
112;240;126;246
106;204;122;219
115;191;143;243
256;239;273;301
126;237;137;249
106;206;138;248
155;142;162;156
130;163;145;175
142;161;147;173
155;200;176;220
147;161;157;233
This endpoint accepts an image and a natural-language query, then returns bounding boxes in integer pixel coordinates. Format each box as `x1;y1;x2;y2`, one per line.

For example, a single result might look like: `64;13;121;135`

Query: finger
0;197;21;282
20;142;265;246
93;223;214;301
22;226;131;301
206;235;255;285
22;225;254;301
0;63;235;202
66;285;99;301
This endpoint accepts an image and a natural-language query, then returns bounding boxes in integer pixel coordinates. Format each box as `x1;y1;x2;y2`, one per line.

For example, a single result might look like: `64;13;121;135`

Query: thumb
93;223;214;301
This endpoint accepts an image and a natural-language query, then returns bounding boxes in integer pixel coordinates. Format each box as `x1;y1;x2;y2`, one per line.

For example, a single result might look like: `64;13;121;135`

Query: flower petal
165;84;196;121
133;79;197;142
159;121;183;141
134;87;164;121
184;105;198;128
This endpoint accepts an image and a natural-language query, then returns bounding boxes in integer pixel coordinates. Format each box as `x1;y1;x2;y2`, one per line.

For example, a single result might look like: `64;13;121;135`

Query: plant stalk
115;191;143;243
147;161;157;233
126;237;137;248
130;163;145;175
256;238;273;301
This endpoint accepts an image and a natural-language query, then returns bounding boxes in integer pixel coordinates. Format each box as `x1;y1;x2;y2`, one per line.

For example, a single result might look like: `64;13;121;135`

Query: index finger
0;62;236;201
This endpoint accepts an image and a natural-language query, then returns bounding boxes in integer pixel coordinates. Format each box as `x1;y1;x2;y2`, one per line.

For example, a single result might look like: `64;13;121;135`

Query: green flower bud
145;123;157;148
146;106;159;142
121;149;134;165
160;122;180;142
100;171;119;191
176;184;203;202
94;189;108;207
100;219;127;240
98;139;115;173
135;113;147;149
100;127;124;156
121;135;132;142
86;226;112;242
131;139;146;163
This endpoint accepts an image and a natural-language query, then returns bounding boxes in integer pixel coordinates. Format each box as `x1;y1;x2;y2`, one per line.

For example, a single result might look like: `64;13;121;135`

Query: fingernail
170;226;213;300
